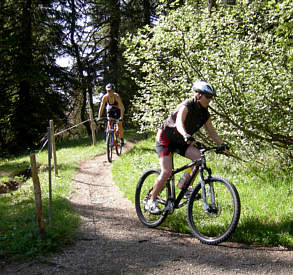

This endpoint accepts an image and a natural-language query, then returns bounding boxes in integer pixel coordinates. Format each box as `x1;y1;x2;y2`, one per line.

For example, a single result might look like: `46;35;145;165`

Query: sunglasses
203;93;214;99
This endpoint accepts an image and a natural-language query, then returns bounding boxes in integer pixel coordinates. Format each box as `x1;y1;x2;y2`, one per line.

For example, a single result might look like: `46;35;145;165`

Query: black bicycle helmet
192;80;216;96
105;83;115;91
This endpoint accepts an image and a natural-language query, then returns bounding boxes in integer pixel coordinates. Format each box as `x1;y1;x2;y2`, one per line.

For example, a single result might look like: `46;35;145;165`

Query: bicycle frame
164;148;216;214
97;117;122;162
106;119;119;133
106;119;120;145
135;145;240;244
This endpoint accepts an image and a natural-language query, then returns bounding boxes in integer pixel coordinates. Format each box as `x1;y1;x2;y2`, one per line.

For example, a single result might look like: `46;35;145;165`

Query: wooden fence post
47;127;53;226
89;110;96;146
30;153;45;239
49;120;58;177
87;94;96;146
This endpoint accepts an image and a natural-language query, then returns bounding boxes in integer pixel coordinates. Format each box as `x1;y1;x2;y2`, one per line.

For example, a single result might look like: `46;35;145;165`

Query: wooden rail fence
30;113;97;237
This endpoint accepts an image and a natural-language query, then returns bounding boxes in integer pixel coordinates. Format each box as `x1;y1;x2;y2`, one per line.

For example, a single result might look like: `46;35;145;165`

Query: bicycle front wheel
106;132;113;162
135;169;170;227
187;176;240;245
115;134;122;156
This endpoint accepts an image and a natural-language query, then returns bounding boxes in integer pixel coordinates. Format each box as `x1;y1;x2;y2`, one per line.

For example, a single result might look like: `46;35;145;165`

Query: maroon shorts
155;131;188;158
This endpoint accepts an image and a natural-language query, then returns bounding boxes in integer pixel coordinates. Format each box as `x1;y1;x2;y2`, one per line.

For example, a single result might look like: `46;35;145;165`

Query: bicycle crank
163;201;174;214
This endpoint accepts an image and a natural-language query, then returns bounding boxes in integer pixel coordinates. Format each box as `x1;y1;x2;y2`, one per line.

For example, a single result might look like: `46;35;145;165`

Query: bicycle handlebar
95;117;122;124
197;145;222;154
198;145;247;162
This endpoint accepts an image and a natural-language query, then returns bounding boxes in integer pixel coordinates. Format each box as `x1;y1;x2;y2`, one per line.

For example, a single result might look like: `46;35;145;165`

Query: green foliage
122;1;293;164
113;135;293;248
0;0;72;155
0;0;166;156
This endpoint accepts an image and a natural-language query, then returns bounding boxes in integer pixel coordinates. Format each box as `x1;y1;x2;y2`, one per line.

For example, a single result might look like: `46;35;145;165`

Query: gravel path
1;142;293;274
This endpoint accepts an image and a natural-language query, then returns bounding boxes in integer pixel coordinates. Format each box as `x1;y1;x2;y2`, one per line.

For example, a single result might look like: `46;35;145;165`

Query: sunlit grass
0;132;107;260
0;129;145;260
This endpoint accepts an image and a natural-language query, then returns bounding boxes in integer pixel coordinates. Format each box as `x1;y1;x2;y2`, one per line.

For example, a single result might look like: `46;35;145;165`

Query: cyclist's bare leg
150;154;172;201
184;145;201;189
118;121;124;139
107;117;114;130
185;144;200;161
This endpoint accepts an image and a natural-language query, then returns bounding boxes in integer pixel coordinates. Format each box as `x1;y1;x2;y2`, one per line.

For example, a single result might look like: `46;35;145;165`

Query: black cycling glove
216;143;229;153
183;134;195;143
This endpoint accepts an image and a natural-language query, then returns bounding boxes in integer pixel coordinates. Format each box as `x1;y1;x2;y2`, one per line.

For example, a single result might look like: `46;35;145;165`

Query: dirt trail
1;142;293;274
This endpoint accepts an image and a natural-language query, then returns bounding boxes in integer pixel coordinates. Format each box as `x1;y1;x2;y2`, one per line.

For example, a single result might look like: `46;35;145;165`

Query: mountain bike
135;146;241;245
97;118;122;162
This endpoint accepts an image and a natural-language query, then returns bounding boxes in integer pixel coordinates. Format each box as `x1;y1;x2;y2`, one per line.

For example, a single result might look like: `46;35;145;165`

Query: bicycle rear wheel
106;131;113;163
135;169;170;227
115;133;122;156
187;176;240;245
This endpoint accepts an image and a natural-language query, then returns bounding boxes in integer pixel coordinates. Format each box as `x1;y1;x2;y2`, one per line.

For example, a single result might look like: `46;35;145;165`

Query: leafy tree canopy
122;0;293;164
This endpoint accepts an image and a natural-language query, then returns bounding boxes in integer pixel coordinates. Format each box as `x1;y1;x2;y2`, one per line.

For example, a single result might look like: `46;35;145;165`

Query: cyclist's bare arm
97;95;108;119
175;106;188;135
116;93;125;119
203;118;223;146
176;106;195;145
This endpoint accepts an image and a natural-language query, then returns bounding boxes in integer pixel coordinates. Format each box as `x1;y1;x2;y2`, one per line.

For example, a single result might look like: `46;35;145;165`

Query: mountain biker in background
145;80;229;214
98;83;125;145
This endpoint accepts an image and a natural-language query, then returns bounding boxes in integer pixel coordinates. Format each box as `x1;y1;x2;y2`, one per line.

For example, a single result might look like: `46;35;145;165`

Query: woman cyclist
145;80;229;214
97;83;125;145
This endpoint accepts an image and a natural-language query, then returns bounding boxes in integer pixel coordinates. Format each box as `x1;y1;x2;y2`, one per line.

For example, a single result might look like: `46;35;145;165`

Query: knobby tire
106;131;113;163
187;175;240;245
135;169;170;227
115;133;122;156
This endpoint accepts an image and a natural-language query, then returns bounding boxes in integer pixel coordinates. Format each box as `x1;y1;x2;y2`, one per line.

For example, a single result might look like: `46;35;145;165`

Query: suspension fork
199;166;216;211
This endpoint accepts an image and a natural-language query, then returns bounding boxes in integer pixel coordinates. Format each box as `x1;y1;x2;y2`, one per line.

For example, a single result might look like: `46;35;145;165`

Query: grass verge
0;134;105;260
0;129;144;261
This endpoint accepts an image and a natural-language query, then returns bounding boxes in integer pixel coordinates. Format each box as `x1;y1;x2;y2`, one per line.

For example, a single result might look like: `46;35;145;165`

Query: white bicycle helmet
105;83;115;91
192;80;216;96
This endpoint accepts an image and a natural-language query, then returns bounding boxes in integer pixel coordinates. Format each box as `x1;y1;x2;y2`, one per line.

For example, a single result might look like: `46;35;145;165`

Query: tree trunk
69;0;91;135
142;0;151;26
107;0;120;83
14;0;33;151
208;0;217;13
